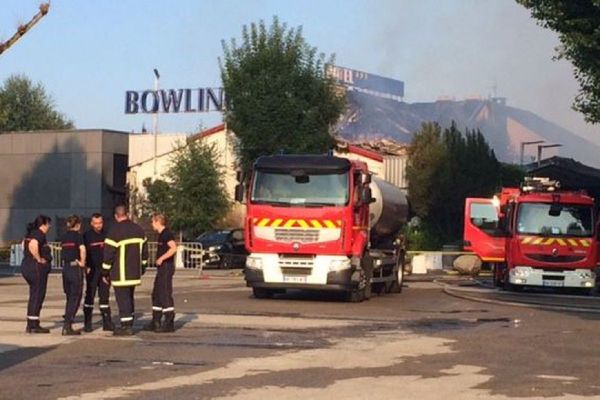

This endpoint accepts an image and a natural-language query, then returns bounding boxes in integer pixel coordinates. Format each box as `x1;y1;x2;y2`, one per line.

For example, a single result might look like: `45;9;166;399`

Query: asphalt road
1;268;599;399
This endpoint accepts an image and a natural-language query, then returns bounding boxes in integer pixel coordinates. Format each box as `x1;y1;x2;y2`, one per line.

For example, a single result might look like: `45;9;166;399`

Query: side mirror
236;170;245;183
361;173;372;185
235;183;245;202
361;187;373;205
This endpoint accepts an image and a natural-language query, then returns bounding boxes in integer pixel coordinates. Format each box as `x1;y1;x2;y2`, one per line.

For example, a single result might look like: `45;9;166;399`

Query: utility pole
520;140;544;166
153;68;160;177
0;3;50;56
537;144;562;167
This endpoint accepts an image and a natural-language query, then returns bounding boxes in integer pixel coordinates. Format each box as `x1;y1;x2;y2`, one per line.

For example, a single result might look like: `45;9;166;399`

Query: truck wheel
345;288;364;303
252;288;275;299
389;264;404;293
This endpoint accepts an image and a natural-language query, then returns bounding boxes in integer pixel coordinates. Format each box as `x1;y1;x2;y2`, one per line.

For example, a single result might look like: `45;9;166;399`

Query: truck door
464;198;506;262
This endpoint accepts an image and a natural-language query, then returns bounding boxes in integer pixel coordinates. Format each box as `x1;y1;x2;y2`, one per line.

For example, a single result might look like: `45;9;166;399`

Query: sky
1;0;598;142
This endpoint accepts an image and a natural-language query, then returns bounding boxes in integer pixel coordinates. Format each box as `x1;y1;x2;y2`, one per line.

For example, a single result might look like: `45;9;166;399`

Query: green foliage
142;141;231;237
406;122;501;247
500;163;526;187
0;74;73;132
518;1;600;123
220;17;346;172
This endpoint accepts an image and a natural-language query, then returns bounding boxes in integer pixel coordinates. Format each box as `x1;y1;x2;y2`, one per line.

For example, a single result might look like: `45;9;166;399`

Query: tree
0;75;73;132
220;17;345;171
518;1;600;123
143;140;230;237
406;122;501;248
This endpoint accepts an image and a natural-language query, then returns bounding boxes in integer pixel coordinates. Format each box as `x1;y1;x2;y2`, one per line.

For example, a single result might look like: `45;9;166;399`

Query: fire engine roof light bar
521;177;561;193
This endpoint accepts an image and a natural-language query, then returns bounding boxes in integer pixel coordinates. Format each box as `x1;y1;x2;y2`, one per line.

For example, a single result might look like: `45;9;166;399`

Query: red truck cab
465;178;597;292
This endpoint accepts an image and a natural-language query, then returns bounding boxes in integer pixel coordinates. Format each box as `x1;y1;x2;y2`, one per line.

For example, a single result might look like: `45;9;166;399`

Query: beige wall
128;128;245;228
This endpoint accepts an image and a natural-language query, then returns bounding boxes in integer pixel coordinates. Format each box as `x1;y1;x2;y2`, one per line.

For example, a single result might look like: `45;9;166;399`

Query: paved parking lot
1;268;599;399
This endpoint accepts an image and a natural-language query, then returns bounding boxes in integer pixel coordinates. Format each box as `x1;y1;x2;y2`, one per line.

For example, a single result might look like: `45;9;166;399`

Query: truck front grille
525;254;585;263
274;229;320;243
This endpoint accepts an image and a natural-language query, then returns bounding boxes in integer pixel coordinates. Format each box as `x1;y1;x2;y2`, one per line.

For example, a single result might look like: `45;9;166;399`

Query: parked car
184;229;247;269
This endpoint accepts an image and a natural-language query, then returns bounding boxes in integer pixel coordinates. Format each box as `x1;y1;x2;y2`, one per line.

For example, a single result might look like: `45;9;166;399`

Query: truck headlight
577;270;594;280
513;267;531;278
329;259;351;272
246;256;263;270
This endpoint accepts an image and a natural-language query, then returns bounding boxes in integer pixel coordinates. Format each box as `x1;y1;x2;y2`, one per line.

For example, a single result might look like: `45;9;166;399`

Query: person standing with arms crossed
60;215;86;336
82;214;114;332
144;213;177;333
21;215;52;333
102;205;148;336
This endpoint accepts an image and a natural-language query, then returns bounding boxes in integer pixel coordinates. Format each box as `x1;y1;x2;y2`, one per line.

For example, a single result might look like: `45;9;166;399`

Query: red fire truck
464;177;598;293
236;154;408;302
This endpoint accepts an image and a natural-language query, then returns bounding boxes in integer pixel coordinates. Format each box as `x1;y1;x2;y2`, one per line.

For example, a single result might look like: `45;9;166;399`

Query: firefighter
60;215;86;336
82;214;114;332
102;205;148;336
21;215;52;333
144;213;177;333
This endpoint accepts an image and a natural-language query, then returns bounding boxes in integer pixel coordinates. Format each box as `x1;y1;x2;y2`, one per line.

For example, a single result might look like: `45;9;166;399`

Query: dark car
185;229;247;269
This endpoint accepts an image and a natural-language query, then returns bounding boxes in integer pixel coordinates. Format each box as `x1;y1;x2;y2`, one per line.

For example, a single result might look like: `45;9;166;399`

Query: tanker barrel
369;177;408;239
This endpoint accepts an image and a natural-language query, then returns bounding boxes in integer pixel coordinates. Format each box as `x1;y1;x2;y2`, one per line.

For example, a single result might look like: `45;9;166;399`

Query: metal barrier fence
9;242;209;272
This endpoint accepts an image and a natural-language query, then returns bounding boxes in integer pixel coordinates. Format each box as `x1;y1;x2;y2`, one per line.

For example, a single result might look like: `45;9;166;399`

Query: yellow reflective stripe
296;219;310;229
257;218;270;227
104;238;119;247
271;218;284;227
102;263;112;270
532;238;544;245
556;238;567;246
323;220;336;229
111;279;141;287
567;239;579;247
543;238;555;245
118;238;146;246
521;237;533;244
283;219;297;228
310;220;323;229
580;239;591;247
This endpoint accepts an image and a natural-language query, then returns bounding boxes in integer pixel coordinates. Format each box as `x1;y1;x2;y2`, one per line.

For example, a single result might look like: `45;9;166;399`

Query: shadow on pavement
0;345;56;372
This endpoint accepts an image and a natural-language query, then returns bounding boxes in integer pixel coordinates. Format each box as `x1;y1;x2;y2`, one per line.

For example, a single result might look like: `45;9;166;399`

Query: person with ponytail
21;215;52;333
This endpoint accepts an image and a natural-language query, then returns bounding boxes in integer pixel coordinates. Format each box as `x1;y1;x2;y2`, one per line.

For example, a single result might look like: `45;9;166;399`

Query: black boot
83;307;93;332
113;320;134;336
26;319;50;334
143;310;162;332
101;308;114;331
156;312;175;333
62;322;81;336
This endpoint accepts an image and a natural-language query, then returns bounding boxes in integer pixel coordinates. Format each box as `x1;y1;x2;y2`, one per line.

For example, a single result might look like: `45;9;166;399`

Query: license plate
543;280;564;287
283;275;307;283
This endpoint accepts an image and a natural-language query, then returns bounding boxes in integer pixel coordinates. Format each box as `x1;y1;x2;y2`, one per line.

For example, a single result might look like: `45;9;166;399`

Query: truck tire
346;288;364;303
388;253;405;293
252;287;275;299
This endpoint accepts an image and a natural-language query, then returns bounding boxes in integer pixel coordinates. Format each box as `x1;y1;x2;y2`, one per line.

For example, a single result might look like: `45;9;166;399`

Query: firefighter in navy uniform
21;215;52;333
102;205;148;336
82;214;114;332
60;215;87;336
144;213;178;333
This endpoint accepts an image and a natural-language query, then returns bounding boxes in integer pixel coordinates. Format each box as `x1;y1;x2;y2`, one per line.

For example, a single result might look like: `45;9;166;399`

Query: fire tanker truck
236;154;408;302
464;177;598;293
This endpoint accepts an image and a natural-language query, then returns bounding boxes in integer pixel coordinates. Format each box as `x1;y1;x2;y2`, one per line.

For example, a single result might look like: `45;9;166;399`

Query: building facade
0;130;129;244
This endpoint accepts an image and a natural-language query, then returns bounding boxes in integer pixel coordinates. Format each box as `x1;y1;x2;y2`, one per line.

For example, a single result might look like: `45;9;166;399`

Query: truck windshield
517;203;593;237
251;171;349;206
